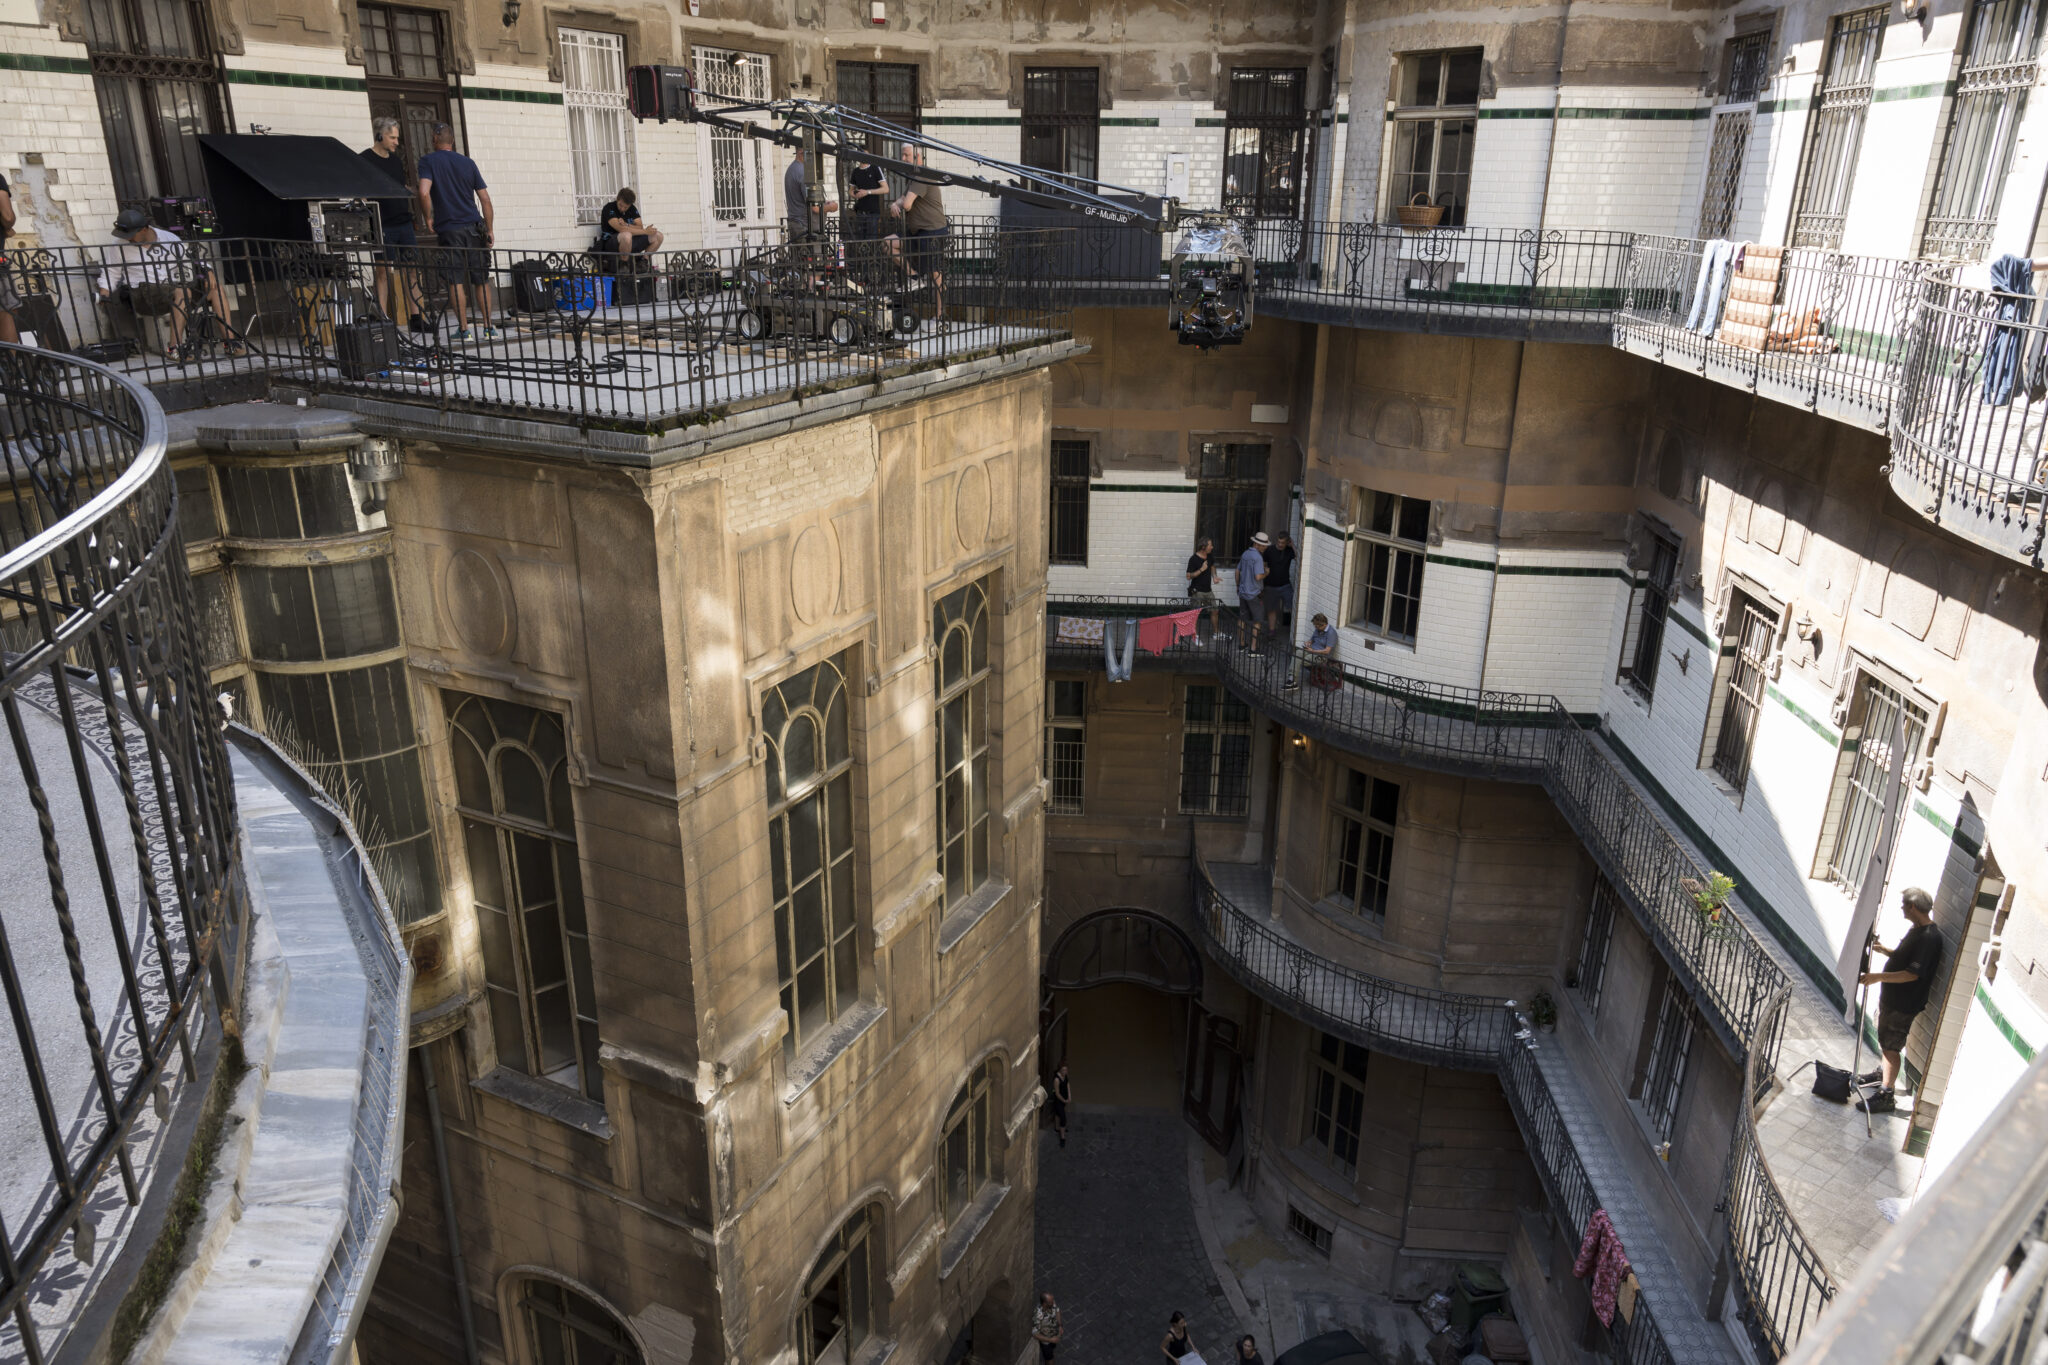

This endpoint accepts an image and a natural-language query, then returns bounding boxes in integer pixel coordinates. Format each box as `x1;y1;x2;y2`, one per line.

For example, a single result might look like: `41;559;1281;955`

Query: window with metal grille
561;28;639;226
1287;1205;1334;1255
1180;684;1252;816
1049;439;1091;565
1922;0;2047;260
1387;50;1479;227
1698;110;1753;239
1022;67;1100;186
520;1280;643;1365
1824;675;1929;886
1349;488;1428;645
695;47;772;222
764;656;860;1055
1618;529;1680;702
801;1206;878;1365
935;579;993;910
1046;680;1086;815
1303;1032;1369;1177
1574;875;1621;1015
1195;441;1269;564
940;1058;1000;1225
447;694;602;1103
1709;594;1775;792
1790;7;1885;249
1723;30;1773;103
83;0;226;208
1327;767;1398;918
1634;975;1695;1142
838;60;921;131
1224;68;1309;217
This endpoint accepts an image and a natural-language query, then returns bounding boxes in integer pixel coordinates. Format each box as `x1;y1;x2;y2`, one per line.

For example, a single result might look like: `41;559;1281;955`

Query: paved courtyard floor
1035;1105;1436;1365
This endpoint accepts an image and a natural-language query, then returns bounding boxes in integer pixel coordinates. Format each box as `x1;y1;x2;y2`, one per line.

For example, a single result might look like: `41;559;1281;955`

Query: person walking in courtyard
415;123;497;341
1034;1292;1064;1362
1236;532;1270;653
1236;1335;1264;1365
1049;1063;1072;1147
1857;886;1943;1114
1162;1311;1197;1360
1186;538;1218;640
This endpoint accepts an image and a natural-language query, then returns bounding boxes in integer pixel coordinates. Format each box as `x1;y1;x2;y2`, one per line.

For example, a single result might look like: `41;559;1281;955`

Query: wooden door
1183;1010;1242;1152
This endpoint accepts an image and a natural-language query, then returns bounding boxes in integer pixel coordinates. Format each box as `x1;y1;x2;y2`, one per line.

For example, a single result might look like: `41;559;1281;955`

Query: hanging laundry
1573;1210;1632;1327
1685;239;1736;333
1137;609;1201;655
1982;254;2037;407
1057;616;1105;644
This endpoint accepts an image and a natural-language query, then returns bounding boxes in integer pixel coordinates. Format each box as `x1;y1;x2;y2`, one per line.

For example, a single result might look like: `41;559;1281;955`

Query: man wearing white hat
1237;531;1270;653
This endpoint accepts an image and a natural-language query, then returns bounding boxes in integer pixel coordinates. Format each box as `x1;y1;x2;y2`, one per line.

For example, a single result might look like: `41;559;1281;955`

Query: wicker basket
1396;193;1445;229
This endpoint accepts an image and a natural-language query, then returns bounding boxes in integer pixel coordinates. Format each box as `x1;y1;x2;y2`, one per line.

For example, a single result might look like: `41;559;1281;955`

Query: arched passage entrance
1042;910;1232;1135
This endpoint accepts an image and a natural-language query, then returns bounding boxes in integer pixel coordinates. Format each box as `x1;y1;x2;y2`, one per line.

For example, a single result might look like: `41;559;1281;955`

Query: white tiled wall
1;28;121;249
1480;551;1631;711
1044;472;1200;600
225;43;370;150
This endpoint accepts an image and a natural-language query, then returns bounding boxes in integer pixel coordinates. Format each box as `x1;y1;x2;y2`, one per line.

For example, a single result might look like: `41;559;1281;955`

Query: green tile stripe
1603;728;1844;1007
1975;982;2039;1063
460;85;563;104
1874;80;1951;103
1426;552;1497;573
1766;683;1838;746
1668;610;1715;650
1914;798;1982;856
1101;117;1160;127
1195;117;1226;128
1464;104;1711;121
0;52;93;75
1088;482;1195;494
1307;517;1347;542
1476;106;1556;120
227;67;366;92
924;116;1020;126
1498;562;1633;582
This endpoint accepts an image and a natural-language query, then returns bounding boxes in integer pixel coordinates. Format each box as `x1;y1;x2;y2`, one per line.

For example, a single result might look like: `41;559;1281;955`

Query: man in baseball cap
101;207;239;359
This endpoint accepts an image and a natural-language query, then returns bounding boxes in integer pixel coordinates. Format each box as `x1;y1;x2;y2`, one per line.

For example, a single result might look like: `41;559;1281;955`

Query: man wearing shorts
361;116;426;328
416;124;497;341
892;147;949;320
101;208;241;359
1856;887;1942;1114
1236;531;1270;652
597;187;664;261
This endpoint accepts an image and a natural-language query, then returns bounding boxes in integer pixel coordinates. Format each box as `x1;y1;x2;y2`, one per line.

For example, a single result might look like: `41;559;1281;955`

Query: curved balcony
1890;281;2048;568
1;344;409;1362
1048;598;1788;1065
2;345;242;1361
1193;859;1514;1070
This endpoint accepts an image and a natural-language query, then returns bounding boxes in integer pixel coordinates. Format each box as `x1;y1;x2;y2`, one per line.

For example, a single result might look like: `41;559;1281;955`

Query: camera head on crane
625;61;1255;348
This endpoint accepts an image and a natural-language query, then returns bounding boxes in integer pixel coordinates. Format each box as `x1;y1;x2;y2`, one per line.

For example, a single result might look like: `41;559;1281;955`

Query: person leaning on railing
99;207;244;360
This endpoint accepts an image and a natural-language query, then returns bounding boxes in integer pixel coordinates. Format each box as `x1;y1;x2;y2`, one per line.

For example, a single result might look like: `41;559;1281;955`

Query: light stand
1849;926;1876;1140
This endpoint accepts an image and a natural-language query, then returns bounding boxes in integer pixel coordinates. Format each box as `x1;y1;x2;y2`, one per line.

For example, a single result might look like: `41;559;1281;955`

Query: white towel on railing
1685;239;1737;333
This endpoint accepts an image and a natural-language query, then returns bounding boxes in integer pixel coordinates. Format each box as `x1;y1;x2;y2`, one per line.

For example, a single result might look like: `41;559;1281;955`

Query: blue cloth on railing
1104;618;1137;682
1983;253;2037;407
1685;239;1736;333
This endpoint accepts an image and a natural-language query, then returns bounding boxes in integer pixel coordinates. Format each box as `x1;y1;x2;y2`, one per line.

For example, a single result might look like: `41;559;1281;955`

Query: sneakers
479;326;502;340
453;328;475;343
1857;1089;1898;1114
1283;678;1300;692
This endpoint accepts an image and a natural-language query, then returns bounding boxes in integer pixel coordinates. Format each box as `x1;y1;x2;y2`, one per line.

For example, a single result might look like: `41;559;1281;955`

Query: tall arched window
518;1278;642;1365
932;580;992;911
800;1206;878;1364
939;1058;1002;1225
447;693;602;1103
764;656;859;1053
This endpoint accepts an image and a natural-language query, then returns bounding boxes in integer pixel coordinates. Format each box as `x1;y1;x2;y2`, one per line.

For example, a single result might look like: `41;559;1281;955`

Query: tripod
1848;926;1877;1140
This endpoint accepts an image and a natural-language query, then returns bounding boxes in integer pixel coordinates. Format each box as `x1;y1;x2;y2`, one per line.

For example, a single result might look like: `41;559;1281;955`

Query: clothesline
1056;610;1202;655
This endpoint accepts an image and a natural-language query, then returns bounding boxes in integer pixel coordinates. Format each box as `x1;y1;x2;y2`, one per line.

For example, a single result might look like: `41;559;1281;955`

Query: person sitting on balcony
595;188;663;266
1292;612;1338;693
1856;887;1943;1115
101;208;242;360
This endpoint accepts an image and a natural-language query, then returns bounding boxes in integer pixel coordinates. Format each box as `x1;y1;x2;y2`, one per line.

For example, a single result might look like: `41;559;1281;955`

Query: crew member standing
891;146;950;319
361;116;425;328
784;146;839;244
1856;887;1943;1115
415;123;497;342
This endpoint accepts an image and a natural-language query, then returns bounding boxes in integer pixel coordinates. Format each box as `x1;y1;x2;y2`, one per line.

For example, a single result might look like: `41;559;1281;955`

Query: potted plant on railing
1528;990;1557;1032
1681;870;1738;937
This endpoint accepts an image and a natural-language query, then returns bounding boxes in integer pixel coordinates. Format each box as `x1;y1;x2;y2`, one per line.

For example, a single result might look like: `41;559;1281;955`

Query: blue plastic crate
549;275;612;311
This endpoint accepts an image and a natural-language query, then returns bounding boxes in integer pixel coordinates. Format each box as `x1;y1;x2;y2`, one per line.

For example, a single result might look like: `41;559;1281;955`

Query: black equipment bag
511;259;553;313
1810;1061;1855;1103
336;318;401;379
612;271;656;306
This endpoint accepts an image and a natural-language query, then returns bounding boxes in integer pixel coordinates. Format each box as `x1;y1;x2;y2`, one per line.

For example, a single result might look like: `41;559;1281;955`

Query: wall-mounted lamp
500;0;519;27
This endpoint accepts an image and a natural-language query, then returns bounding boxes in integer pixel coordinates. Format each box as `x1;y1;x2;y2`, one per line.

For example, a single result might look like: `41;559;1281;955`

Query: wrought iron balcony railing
1890;280;2048;568
1047;598;1789;1066
1;344;245;1363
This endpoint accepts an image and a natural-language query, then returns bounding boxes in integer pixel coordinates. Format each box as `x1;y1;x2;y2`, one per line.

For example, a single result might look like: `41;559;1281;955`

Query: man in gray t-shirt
784;150;839;243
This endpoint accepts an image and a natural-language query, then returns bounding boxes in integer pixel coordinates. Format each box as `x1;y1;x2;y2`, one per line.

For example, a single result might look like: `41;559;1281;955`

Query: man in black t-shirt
1856;886;1943;1114
1263;532;1297;636
1186;536;1217;640
597;187;663;261
362;116;425;326
846;154;888;241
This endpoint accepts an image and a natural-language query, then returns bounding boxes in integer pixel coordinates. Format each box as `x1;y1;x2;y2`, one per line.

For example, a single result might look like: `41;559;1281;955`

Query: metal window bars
1789;7;1886;250
0;344;246;1364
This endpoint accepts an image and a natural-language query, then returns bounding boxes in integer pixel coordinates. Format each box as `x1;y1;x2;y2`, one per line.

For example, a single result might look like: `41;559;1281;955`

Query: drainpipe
419;1045;482;1365
1534;0;1578;233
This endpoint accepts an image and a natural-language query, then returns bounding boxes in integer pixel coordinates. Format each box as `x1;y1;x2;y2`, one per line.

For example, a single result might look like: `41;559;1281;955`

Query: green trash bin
1448;1262;1508;1332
